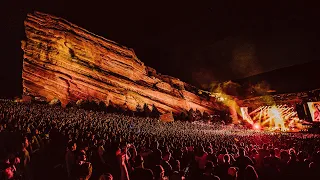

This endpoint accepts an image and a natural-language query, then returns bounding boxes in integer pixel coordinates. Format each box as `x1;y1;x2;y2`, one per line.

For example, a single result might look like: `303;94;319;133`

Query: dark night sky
0;0;319;98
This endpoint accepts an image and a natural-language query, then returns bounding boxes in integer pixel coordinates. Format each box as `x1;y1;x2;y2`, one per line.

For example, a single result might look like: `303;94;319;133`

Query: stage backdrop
307;102;320;122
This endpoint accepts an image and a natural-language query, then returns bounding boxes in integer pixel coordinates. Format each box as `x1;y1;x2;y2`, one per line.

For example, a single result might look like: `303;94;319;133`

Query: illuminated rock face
22;12;218;113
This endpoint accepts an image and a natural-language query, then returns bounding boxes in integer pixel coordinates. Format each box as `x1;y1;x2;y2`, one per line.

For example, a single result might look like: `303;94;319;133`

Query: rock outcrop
22;12;218;114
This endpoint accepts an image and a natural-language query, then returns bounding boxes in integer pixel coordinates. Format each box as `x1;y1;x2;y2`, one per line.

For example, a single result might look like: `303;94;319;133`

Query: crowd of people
1;99;320;180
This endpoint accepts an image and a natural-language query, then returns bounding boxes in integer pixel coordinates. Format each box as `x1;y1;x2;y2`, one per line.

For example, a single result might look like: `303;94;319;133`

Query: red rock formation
22;11;219;114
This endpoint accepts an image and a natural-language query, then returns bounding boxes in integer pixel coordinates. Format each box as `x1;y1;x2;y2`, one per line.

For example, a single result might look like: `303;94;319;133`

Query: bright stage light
243;104;300;132
253;123;261;130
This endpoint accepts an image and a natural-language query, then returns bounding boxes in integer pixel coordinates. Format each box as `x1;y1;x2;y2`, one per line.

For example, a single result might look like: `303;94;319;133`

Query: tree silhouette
151;104;160;118
88;101;99;111
135;104;143;116
143;103;151;117
66;101;76;108
195;109;203;121
173;113;179;121
203;111;210;120
180;111;187;121
106;100;116;113
99;101;107;111
126;108;134;117
117;106;124;114
187;108;195;122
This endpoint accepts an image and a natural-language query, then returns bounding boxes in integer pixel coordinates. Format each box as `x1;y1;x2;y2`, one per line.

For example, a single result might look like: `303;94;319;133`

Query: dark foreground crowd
1;100;320;180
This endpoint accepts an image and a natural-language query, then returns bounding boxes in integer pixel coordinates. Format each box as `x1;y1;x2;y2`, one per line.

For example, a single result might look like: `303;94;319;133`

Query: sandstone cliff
22;11;218;114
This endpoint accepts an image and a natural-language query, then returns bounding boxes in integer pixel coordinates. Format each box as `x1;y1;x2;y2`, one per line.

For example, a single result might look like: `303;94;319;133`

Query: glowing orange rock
21;11;218;114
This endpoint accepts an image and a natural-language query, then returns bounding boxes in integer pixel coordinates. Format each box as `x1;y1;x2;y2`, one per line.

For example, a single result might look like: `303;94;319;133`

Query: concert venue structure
3;3;320;179
21;12;320;132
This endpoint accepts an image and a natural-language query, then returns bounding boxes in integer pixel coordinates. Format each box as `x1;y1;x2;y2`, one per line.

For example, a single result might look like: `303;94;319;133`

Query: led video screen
307;102;320;122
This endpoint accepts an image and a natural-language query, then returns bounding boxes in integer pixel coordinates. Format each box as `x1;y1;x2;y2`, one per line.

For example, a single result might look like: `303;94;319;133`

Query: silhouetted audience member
244;165;258;180
130;155;153;180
